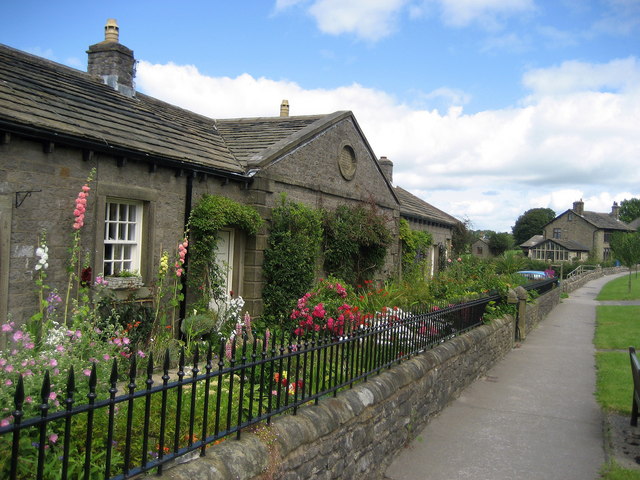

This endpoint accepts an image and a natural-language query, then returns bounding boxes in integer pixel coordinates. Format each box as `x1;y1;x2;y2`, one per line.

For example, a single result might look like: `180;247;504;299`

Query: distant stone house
0;21;456;324
378;157;458;276
528;200;633;262
471;238;492;259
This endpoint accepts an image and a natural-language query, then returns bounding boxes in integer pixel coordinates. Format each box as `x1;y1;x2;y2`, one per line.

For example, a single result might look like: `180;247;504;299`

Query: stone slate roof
580;210;633;231
394;186;458;227
0;44;248;174
0;43;350;178
628;218;640;231
216;111;350;169
520;235;544;248
537;238;590;252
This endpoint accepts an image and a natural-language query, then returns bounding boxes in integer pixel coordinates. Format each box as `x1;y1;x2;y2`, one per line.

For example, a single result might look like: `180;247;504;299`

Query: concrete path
385;273;627;480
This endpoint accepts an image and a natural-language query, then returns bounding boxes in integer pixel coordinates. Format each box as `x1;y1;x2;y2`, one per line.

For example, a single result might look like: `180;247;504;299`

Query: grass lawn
596;351;632;414
595;306;640;350
595;299;640;480
601;462;640;480
597;273;640;301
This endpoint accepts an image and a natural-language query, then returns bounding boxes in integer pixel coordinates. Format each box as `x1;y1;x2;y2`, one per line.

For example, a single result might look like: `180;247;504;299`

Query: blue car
516;270;550;280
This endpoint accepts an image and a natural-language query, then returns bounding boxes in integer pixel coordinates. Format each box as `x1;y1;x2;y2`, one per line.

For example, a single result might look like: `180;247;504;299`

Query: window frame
103;198;144;276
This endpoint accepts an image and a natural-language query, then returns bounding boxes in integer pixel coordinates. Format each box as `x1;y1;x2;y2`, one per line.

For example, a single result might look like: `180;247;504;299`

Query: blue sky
2;0;639;232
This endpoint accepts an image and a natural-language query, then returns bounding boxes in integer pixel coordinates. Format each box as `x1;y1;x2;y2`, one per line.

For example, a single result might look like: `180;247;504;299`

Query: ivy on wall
399;218;432;281
188;194;263;310
261;195;323;322
322;203;392;286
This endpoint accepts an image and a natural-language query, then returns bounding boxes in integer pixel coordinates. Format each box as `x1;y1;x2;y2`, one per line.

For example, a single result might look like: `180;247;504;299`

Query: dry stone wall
157;314;519;479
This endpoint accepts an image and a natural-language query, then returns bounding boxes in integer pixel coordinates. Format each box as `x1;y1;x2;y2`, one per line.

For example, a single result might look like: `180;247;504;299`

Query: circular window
338;145;357;180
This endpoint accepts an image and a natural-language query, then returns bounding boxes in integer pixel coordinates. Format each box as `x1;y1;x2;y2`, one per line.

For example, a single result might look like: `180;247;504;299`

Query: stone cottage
0;20;456;324
527;200;633;262
378;157;458;275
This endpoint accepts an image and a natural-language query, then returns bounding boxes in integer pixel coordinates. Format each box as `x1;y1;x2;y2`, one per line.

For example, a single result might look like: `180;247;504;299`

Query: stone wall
561;266;626;294
522;285;561;336
156;310;527;479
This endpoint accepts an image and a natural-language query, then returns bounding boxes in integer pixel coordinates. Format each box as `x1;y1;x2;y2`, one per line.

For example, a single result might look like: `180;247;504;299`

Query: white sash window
103;200;142;275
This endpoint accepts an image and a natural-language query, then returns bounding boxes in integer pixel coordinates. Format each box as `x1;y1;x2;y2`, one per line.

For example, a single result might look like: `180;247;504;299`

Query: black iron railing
0;288;539;480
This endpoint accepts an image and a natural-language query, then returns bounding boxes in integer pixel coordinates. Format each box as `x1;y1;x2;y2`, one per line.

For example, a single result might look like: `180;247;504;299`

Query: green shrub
323;203;392;285
262;196;323;323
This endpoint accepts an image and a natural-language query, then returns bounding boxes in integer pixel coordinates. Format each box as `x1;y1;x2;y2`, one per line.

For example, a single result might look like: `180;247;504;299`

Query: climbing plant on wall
261;195;324;323
187;194;263;311
323;203;392;285
399;218;432;280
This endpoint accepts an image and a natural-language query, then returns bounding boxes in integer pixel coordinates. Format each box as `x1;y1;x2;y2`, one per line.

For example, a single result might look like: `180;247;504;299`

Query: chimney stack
573;199;584;216
87;19;136;97
611;201;620;219
280;100;290;117
378;156;393;184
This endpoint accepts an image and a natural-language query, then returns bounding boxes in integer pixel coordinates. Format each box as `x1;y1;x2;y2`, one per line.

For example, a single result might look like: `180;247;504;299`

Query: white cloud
307;0;410;41
522;57;640;96
273;0;537;41
137;56;640;232
436;0;535;29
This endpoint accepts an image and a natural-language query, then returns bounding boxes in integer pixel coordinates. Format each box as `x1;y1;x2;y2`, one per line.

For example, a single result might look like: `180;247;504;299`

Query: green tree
451;217;474;256
511;208;555;245
488;232;514;256
619;198;640;224
610;231;640;292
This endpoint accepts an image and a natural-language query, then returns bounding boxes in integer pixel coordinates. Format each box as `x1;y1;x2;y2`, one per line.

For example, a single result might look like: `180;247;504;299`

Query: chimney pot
280;99;290;117
104;19;119;43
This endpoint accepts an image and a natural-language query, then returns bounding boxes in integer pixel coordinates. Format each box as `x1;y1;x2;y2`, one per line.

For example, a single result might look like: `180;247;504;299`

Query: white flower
35;244;49;271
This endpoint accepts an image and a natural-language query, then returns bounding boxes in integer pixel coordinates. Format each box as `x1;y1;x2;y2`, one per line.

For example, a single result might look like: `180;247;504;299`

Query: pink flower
49;392;57;401
83;369;92;376
225;340;233;360
5;379;12;386
103;354;111;361
4;365;14;373
0;418;10;427
49;433;58;444
73;183;91;229
49;359;58;367
312;303;325;318
12;331;23;342
137;350;145;358
1;323;12;332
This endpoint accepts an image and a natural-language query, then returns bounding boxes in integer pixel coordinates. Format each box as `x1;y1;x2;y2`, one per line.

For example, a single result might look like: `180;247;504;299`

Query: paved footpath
385;273;628;480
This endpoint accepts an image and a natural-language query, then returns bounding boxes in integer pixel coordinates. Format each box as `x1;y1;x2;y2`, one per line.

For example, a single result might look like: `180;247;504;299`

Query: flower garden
0;173;553;479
